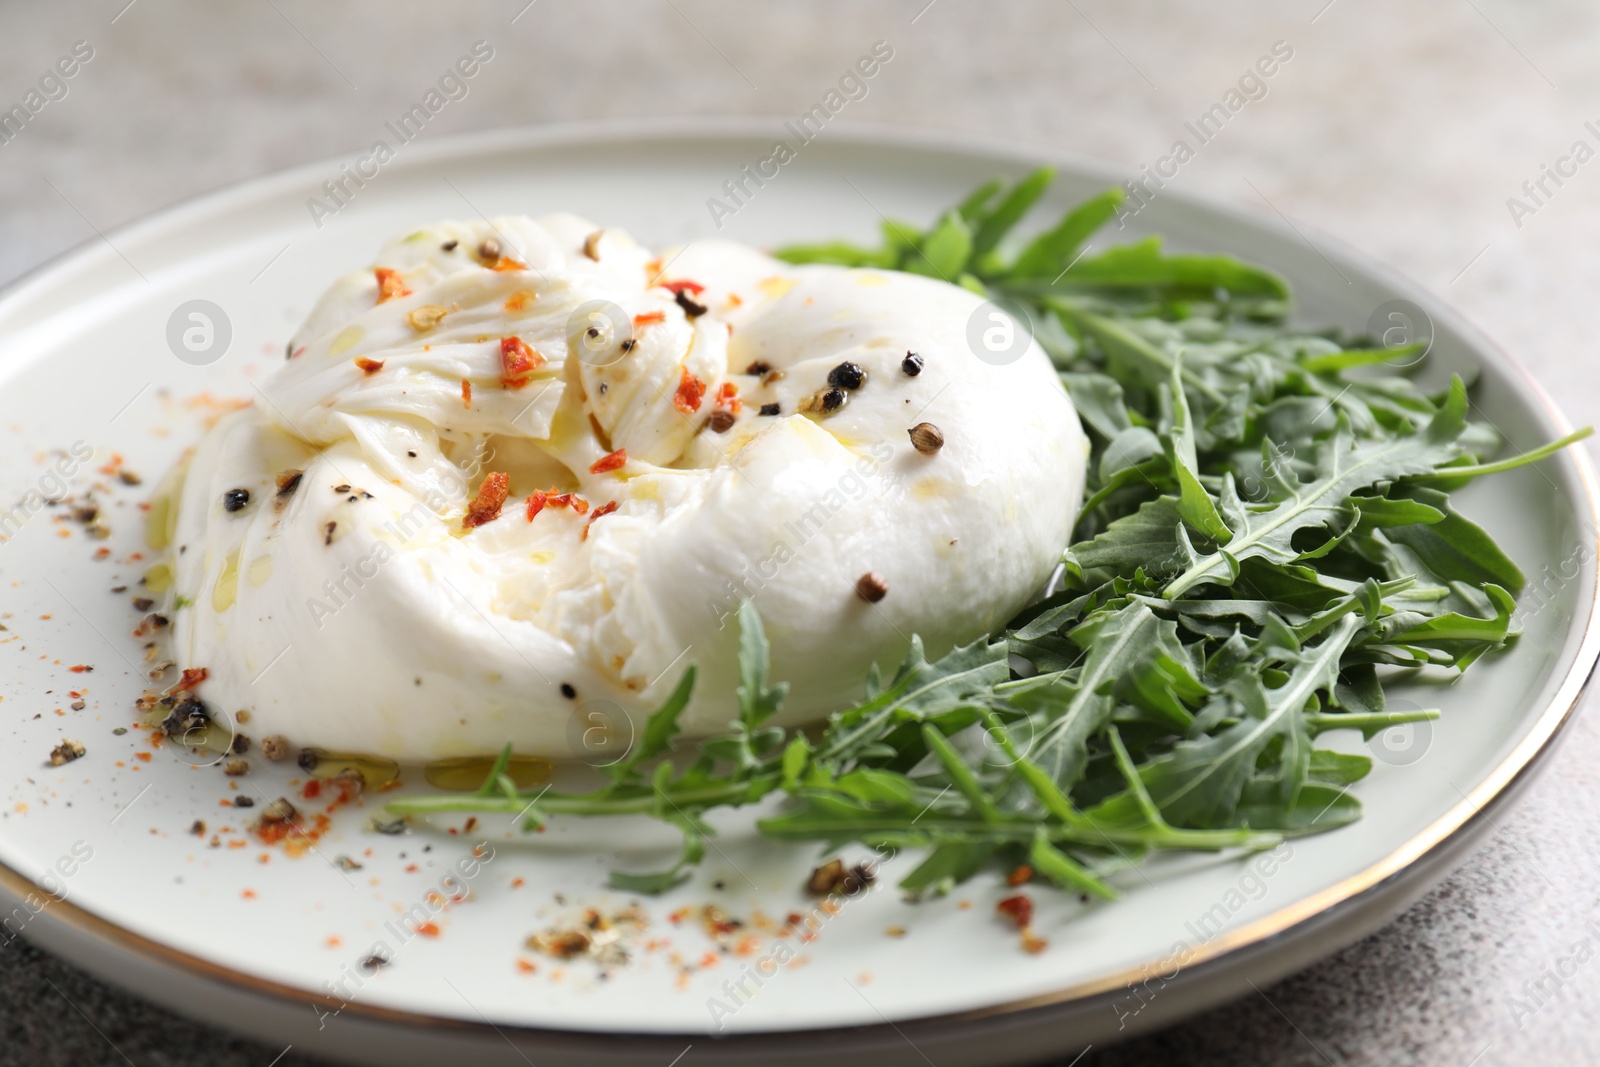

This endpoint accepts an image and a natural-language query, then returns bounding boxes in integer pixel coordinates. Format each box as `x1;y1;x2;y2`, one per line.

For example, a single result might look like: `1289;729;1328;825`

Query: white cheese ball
165;216;1086;761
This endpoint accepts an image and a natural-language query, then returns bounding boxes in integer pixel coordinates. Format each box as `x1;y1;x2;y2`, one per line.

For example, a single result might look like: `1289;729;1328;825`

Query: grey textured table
4;2;1600;1064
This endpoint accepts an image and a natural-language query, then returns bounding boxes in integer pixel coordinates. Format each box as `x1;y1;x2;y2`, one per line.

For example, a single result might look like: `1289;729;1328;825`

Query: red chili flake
660;279;705;295
499;337;543;388
461;379;472;407
415;922;441;937
489;257;527;273
589;449;627;475
714;381;742;414
68;665;93;673
1007;865;1034;887
174;667;209;692
374;268;411;303
464;472;511;529
674;367;707;414
354;356;385;375
997;894;1034;929
582;500;619;541
632;311;666;328
527;488;591;518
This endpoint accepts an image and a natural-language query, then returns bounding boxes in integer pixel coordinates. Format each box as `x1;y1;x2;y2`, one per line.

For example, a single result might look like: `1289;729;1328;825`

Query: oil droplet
300;749;401;789
757;276;797;300
145;495;172;550
425;755;553;792
212;550;240;612
328;325;365;357
144;562;173;593
246;554;274;588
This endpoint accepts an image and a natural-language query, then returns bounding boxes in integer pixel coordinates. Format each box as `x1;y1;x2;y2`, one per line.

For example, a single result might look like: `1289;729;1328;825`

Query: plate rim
2;114;1596;1050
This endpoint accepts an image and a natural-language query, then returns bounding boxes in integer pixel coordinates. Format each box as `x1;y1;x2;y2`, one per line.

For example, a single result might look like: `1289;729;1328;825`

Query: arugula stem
1409;427;1594;485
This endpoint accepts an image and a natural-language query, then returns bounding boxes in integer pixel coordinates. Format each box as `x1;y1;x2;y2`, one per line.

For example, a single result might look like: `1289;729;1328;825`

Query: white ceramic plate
0;120;1594;1067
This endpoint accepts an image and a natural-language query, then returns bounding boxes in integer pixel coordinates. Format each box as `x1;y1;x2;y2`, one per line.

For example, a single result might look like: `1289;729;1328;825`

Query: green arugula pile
387;171;1590;901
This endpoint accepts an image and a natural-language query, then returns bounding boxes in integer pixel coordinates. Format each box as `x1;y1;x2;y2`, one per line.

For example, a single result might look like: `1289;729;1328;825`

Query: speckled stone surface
3;2;1600;1064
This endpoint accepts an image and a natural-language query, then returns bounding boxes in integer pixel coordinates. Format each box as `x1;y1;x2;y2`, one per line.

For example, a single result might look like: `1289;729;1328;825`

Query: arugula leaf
1162;381;1471;599
389;176;1588;913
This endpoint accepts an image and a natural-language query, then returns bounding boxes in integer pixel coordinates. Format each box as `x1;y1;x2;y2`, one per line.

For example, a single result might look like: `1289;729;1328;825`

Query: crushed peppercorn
49;739;85;766
275;470;304;503
745;360;772;376
758;403;780;417
806;859;876;897
477;236;501;263
222;489;251;513
707;410;737;434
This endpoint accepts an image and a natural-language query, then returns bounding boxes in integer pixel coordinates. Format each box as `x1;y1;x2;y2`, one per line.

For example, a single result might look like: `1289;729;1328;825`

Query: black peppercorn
675;289;708;318
827;361;866;390
560;683;576;699
819;388;845;412
223;488;251;512
759;403;780;416
902;352;924;376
